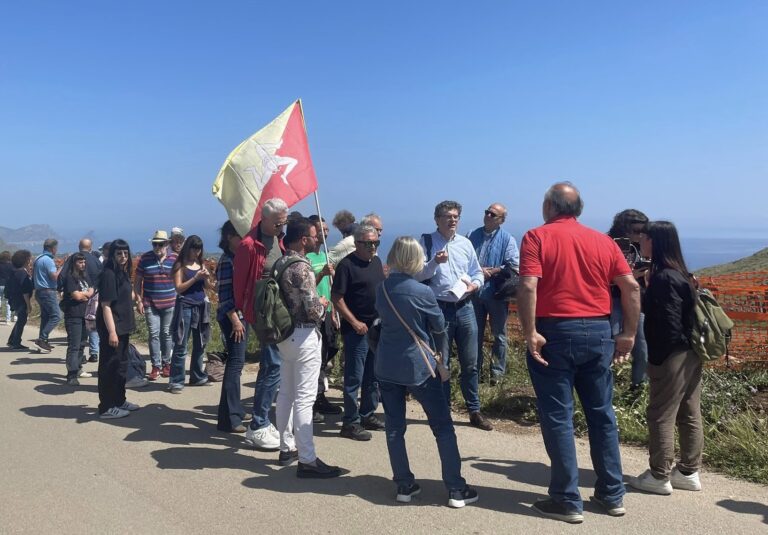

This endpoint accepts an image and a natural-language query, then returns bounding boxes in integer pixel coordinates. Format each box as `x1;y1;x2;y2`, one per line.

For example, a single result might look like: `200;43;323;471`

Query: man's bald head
543;181;583;222
79;238;93;252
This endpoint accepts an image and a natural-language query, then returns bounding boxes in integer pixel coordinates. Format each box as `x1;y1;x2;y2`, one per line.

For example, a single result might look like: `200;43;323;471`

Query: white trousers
276;326;322;464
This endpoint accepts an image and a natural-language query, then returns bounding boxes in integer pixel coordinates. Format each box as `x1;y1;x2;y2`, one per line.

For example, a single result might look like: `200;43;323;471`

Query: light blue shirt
33;252;57;289
415;231;484;302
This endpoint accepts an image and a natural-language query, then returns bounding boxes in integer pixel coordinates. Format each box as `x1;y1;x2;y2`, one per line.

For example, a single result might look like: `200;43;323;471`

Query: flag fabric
212;99;318;237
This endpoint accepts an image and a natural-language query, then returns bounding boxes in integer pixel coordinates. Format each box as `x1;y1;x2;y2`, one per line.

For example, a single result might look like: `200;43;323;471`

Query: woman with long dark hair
62;252;95;386
168;234;212;393
629;221;702;495
215;221;249;432
97;240;140;419
6;250;33;350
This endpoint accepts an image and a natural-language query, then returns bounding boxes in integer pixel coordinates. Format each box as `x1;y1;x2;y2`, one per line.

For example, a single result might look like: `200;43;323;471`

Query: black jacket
643;268;696;365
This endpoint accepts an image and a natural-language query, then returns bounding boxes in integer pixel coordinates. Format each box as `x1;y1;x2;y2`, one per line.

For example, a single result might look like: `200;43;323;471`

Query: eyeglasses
152;242;167;248
115;250;130;257
485;210;501;219
356;240;381;248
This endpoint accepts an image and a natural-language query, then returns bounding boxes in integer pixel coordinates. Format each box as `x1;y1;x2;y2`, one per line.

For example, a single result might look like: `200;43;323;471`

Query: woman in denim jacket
374;236;478;509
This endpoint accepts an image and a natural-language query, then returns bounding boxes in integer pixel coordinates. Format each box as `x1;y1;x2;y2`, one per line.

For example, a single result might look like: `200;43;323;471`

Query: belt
536;315;610;322
437;298;471;310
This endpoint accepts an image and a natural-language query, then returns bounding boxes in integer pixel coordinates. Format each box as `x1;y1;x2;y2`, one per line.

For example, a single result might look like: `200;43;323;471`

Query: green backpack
690;288;734;363
252;255;308;345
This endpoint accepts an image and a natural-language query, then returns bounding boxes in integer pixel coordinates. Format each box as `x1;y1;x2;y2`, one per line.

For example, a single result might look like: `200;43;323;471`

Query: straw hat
150;230;169;243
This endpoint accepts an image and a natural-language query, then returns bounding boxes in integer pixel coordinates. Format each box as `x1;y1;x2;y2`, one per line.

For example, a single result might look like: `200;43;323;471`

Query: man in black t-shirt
331;225;385;441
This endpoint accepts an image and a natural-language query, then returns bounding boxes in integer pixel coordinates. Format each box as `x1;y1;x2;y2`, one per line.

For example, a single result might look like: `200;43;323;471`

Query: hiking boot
532;499;583;523
148;366;161;381
66;377;80;386
314;393;342;415
278;449;299;466
671;467;702;491
362;414;385;431
100;407;130;419
340;423;372;441
628;469;672;495
297;458;341;479
469;411;494;431
245;425;280;450
448;486;479;509
161;363;171;378
396;483;421;503
589;495;626;516
88;354;99;363
119;400;140;411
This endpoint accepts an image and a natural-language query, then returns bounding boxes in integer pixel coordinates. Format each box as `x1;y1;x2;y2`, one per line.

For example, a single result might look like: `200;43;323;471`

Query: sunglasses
356;240;381;248
485;210;501;218
152;242;168;248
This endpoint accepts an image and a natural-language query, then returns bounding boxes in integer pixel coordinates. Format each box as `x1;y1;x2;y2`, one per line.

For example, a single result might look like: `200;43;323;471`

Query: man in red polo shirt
234;198;289;450
518;182;640;524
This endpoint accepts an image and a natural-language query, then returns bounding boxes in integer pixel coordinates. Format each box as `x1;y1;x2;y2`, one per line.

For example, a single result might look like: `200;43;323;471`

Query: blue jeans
217;316;247;430
380;377;466;491
249;343;281;430
473;295;509;379
610;295;648;386
88;328;100;357
436;301;480;413
527;317;625;512
35;289;61;342
169;304;207;389
145;305;174;367
342;331;379;426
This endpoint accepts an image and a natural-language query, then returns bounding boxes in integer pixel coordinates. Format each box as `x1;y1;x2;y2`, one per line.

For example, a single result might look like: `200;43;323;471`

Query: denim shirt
374;273;447;386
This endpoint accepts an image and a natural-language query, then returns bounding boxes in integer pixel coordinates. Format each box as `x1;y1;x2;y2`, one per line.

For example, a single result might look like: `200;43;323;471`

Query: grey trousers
647;348;703;478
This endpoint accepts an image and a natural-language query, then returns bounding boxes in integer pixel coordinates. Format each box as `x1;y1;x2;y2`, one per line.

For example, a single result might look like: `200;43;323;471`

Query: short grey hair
43;239;58;251
262;198;289;218
387;236;424;276
544;181;583;217
360;213;382;226
434;200;462;219
354;225;378;241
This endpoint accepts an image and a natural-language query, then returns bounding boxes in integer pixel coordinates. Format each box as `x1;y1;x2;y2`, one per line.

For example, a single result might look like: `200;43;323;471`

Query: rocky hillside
0;224;60;250
697;246;768;276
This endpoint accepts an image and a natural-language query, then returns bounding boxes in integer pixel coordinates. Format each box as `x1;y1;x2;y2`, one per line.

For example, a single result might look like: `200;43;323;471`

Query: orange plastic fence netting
506;271;768;367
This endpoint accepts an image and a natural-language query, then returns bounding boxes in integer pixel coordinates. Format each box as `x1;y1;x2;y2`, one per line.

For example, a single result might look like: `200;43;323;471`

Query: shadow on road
467;457;598;489
717;499;768;525
10;357;63;365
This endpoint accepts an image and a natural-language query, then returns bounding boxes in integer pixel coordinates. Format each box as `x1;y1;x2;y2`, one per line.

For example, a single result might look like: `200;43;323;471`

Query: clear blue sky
1;1;766;246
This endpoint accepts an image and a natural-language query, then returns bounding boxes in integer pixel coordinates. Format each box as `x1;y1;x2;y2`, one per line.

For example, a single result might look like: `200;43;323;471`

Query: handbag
491;263;520;301
382;283;449;382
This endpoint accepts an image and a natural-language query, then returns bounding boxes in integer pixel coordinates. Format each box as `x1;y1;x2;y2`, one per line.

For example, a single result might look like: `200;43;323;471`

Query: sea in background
57;227;765;273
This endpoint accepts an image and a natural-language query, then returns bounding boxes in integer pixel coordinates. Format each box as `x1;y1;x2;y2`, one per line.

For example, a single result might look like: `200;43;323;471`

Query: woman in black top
168;235;212;393
629;221;702;495
6;250;33;349
97;240;139;419
0;250;13;323
62;253;95;386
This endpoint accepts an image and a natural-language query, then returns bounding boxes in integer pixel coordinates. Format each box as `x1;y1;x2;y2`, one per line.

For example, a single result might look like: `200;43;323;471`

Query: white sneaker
671;467;702;491
245;425;280;450
125;376;149;388
629;469;673;495
119;401;140;412
100;407;130;419
267;423;280;440
78;371;93;378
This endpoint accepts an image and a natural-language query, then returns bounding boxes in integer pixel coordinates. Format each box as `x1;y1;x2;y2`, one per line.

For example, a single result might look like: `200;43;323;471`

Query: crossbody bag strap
382;282;436;379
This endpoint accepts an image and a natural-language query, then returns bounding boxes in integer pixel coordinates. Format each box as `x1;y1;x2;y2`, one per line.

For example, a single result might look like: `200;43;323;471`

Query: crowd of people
0;181;705;520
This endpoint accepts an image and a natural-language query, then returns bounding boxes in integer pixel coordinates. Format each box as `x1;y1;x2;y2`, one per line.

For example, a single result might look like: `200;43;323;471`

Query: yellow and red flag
212;99;318;236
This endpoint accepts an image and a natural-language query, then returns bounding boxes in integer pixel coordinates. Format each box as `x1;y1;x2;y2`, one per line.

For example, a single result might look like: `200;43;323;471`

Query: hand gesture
435;250;449;264
526;331;548;366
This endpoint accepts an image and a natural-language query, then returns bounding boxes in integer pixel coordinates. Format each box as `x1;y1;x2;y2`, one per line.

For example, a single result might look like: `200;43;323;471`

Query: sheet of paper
449;276;471;300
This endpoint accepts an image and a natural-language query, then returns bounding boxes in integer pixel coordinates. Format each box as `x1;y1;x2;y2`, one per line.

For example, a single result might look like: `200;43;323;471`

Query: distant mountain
0;224;61;250
697;246;768;276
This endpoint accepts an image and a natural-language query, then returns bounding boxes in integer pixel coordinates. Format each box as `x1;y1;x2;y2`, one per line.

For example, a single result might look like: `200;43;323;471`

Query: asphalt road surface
0;322;765;534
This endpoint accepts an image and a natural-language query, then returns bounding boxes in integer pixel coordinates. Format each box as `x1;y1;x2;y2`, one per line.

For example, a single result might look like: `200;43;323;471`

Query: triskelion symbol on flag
244;138;298;189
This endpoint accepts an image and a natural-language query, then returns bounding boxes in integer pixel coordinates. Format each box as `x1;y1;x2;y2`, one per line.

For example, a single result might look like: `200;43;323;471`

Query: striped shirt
216;253;236;322
136;250;177;310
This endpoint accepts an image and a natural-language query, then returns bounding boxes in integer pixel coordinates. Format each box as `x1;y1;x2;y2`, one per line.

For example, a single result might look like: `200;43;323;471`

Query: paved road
0;322;765;534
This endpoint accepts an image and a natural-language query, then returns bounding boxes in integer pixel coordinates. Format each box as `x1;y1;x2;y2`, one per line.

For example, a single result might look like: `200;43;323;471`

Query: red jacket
233;224;285;325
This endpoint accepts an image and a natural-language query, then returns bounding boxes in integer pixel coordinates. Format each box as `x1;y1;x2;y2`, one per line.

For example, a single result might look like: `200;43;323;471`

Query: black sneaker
589;495;626;516
396;483;421;503
448;486;479;508
66;377;80;386
88;354;99;363
313;411;325;424
278;449;299;466
340;423;372;441
469;411;494;431
297;457;341;479
532;499;584;524
314;393;342;415
361;414;385;431
35;339;53;352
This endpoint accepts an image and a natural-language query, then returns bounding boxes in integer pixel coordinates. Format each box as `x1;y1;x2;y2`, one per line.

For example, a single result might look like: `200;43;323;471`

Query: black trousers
65;316;87;379
98;331;129;414
8;303;27;346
